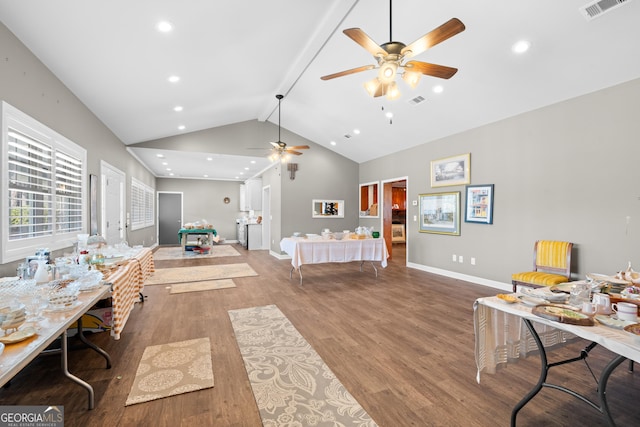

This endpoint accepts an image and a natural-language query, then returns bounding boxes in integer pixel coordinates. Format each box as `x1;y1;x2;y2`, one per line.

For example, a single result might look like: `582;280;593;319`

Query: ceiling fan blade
401;18;465;59
286;145;310;150
287;150;303;156
270;141;282;148
404;60;458;79
343;28;387;57
321;65;376;81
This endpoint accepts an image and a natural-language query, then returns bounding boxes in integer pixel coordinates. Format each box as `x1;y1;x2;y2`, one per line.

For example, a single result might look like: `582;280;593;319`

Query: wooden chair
512;240;573;292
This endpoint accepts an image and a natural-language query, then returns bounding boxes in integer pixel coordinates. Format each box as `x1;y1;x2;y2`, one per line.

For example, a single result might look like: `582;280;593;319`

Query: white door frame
261;185;271;250
100;160;125;243
381;175;409;262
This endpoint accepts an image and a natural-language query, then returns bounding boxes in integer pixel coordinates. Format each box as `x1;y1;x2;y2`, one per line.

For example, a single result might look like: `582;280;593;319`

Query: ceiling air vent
580;0;631;21
343;134;352;139
407;95;426;106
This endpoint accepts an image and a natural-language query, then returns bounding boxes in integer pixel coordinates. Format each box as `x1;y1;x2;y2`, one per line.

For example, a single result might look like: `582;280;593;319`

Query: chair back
534;240;572;276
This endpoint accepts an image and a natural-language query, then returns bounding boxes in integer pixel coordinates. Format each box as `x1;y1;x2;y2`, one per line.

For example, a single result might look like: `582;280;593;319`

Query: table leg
75;318;112;369
61;329;95;410
289;266;303;285
512;319;625;427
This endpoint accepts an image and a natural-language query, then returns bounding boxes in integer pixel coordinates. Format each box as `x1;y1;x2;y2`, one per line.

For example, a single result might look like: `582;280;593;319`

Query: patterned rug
145;263;257;285
170;279;236;294
125;337;214;406
228;305;377;427
153;245;240;261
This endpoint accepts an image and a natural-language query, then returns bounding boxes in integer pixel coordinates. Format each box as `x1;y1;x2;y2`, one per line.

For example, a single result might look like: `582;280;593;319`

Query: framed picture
430;153;470;187
391;224;406;242
465;184;494;224
419;192;460;235
312;199;344;218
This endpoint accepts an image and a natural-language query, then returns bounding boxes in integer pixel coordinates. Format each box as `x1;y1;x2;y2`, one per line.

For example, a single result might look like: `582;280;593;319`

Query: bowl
292;232;302;237
333;232;344;240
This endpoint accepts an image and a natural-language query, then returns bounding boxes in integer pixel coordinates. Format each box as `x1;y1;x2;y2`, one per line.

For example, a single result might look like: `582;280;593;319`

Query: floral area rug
145;263;257;285
153;245;240;261
228;304;378;427
169;279;236;294
125;337;214;406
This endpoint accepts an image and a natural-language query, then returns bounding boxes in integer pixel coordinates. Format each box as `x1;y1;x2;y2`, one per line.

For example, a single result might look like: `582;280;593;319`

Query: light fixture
178;125;185;130
173;106;183;112
168;75;180;83
512;40;531;54
432;85;444;93
364;78;382;97
156;21;173;33
378;61;398;83
385;81;401;100
402;70;422;89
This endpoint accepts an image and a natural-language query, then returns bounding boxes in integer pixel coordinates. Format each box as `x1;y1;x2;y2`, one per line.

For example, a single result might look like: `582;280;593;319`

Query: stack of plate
0;303;26;332
587;273;630;294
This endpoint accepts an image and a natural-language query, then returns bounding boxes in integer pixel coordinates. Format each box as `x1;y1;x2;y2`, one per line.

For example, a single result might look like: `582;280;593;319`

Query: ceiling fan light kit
321;0;465;100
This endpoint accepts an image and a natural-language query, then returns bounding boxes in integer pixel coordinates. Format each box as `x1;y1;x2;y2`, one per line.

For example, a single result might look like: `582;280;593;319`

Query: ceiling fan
268;94;309;161
320;0;465;100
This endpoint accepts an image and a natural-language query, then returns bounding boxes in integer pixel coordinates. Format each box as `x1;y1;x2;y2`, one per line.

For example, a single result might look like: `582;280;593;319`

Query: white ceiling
1;0;639;180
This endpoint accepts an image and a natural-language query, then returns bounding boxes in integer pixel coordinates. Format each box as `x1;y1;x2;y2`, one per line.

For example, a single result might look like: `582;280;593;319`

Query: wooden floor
1;243;639;426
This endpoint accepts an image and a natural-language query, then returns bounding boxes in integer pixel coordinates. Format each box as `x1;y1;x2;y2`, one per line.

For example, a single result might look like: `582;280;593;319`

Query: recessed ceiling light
432;85;444;94
244;167;249;170
353;129;360;135
156;154;164;158
178;125;185;130
385;111;393;119
173;106;183;112
162;162;168;166
330;141;336;146
168;75;180;83
206;157;213;161
512;40;531;54
203;174;208;178
235;176;239;179
156;21;173;33
169;172;174;176
166;168;171;171
240;172;244;175
250;160;256;164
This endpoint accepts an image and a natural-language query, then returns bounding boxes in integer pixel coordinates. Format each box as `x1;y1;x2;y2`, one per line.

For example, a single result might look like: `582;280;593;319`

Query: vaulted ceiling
1;0;639;180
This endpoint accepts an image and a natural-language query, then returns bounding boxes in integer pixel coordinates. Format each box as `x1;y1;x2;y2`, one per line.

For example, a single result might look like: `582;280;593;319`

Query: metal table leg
359;261;378;277
290;266;303;285
61;329;95;410
511;318;625;427
75;317;112;369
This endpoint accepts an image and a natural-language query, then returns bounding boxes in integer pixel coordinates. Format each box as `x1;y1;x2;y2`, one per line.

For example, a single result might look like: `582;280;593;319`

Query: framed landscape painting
465;184;494;224
430;153;470;187
419;192;460;235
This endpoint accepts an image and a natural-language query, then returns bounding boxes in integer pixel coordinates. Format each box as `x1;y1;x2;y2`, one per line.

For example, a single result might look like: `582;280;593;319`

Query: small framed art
430;153;470;187
465;184;494;224
419;192;460;235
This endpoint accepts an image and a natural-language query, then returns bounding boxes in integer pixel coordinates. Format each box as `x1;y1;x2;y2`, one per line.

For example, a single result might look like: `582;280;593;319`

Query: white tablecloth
280;237;389;269
474;296;640;382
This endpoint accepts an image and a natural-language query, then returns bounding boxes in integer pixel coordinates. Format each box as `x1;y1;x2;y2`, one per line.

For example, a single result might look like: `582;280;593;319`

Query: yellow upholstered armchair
512;240;573;292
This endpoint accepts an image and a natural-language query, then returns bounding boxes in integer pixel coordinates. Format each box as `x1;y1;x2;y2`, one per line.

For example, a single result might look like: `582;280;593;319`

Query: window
131;177;154;230
1;102;87;263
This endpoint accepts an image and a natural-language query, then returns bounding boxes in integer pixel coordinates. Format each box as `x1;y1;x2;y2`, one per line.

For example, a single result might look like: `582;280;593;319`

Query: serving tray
533;305;594;326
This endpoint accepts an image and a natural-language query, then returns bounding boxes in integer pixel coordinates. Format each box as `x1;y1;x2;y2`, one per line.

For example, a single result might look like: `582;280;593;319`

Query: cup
372;231;380;238
612;302;638;322
592;293;612;314
582;302;596;315
569;282;591;307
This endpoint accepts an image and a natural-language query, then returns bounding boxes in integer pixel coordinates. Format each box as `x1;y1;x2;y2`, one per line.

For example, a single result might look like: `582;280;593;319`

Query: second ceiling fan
321;0;465;100
269;94;309;161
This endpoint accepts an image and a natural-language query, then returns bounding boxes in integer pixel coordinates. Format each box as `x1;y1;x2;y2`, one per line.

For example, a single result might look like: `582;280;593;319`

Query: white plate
45;300;82;312
518;295;547;307
586;273;630;285
595;315;635;329
78;283;103;293
0;326;37;344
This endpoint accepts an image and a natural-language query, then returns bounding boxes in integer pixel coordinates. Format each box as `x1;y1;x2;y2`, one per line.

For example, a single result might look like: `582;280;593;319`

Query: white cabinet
240;178;262;211
247;224;262;250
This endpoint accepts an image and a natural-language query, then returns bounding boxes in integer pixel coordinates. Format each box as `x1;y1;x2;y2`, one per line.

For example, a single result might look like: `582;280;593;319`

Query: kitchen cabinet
247;224;262;250
240;178;262;211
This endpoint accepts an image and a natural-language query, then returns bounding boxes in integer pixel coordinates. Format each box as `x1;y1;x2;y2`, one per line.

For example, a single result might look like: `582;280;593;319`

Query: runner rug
228;304;378;427
170;279;236;294
153;245;240;261
125;337;214;406
145;263;257;285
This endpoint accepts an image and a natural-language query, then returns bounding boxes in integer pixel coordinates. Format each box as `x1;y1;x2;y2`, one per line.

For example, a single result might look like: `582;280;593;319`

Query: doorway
158;192;183;245
382;177;408;263
100;161;125;245
262;185;271;251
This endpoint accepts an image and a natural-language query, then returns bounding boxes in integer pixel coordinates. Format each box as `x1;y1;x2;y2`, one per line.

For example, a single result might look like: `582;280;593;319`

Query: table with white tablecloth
474;296;640;426
279;237;388;284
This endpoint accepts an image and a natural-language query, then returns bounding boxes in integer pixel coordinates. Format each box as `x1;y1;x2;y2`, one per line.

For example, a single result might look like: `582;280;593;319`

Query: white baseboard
406;262;512;292
270;250;290;260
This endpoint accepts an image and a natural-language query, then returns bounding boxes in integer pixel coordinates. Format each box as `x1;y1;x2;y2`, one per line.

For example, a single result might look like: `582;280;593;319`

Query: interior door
158;192;183;245
101;161;125;245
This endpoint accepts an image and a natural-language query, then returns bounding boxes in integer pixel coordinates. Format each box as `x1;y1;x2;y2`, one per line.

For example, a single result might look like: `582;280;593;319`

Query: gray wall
0;22;156;276
138;120;360;253
155;178;244;242
360;78;640;287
